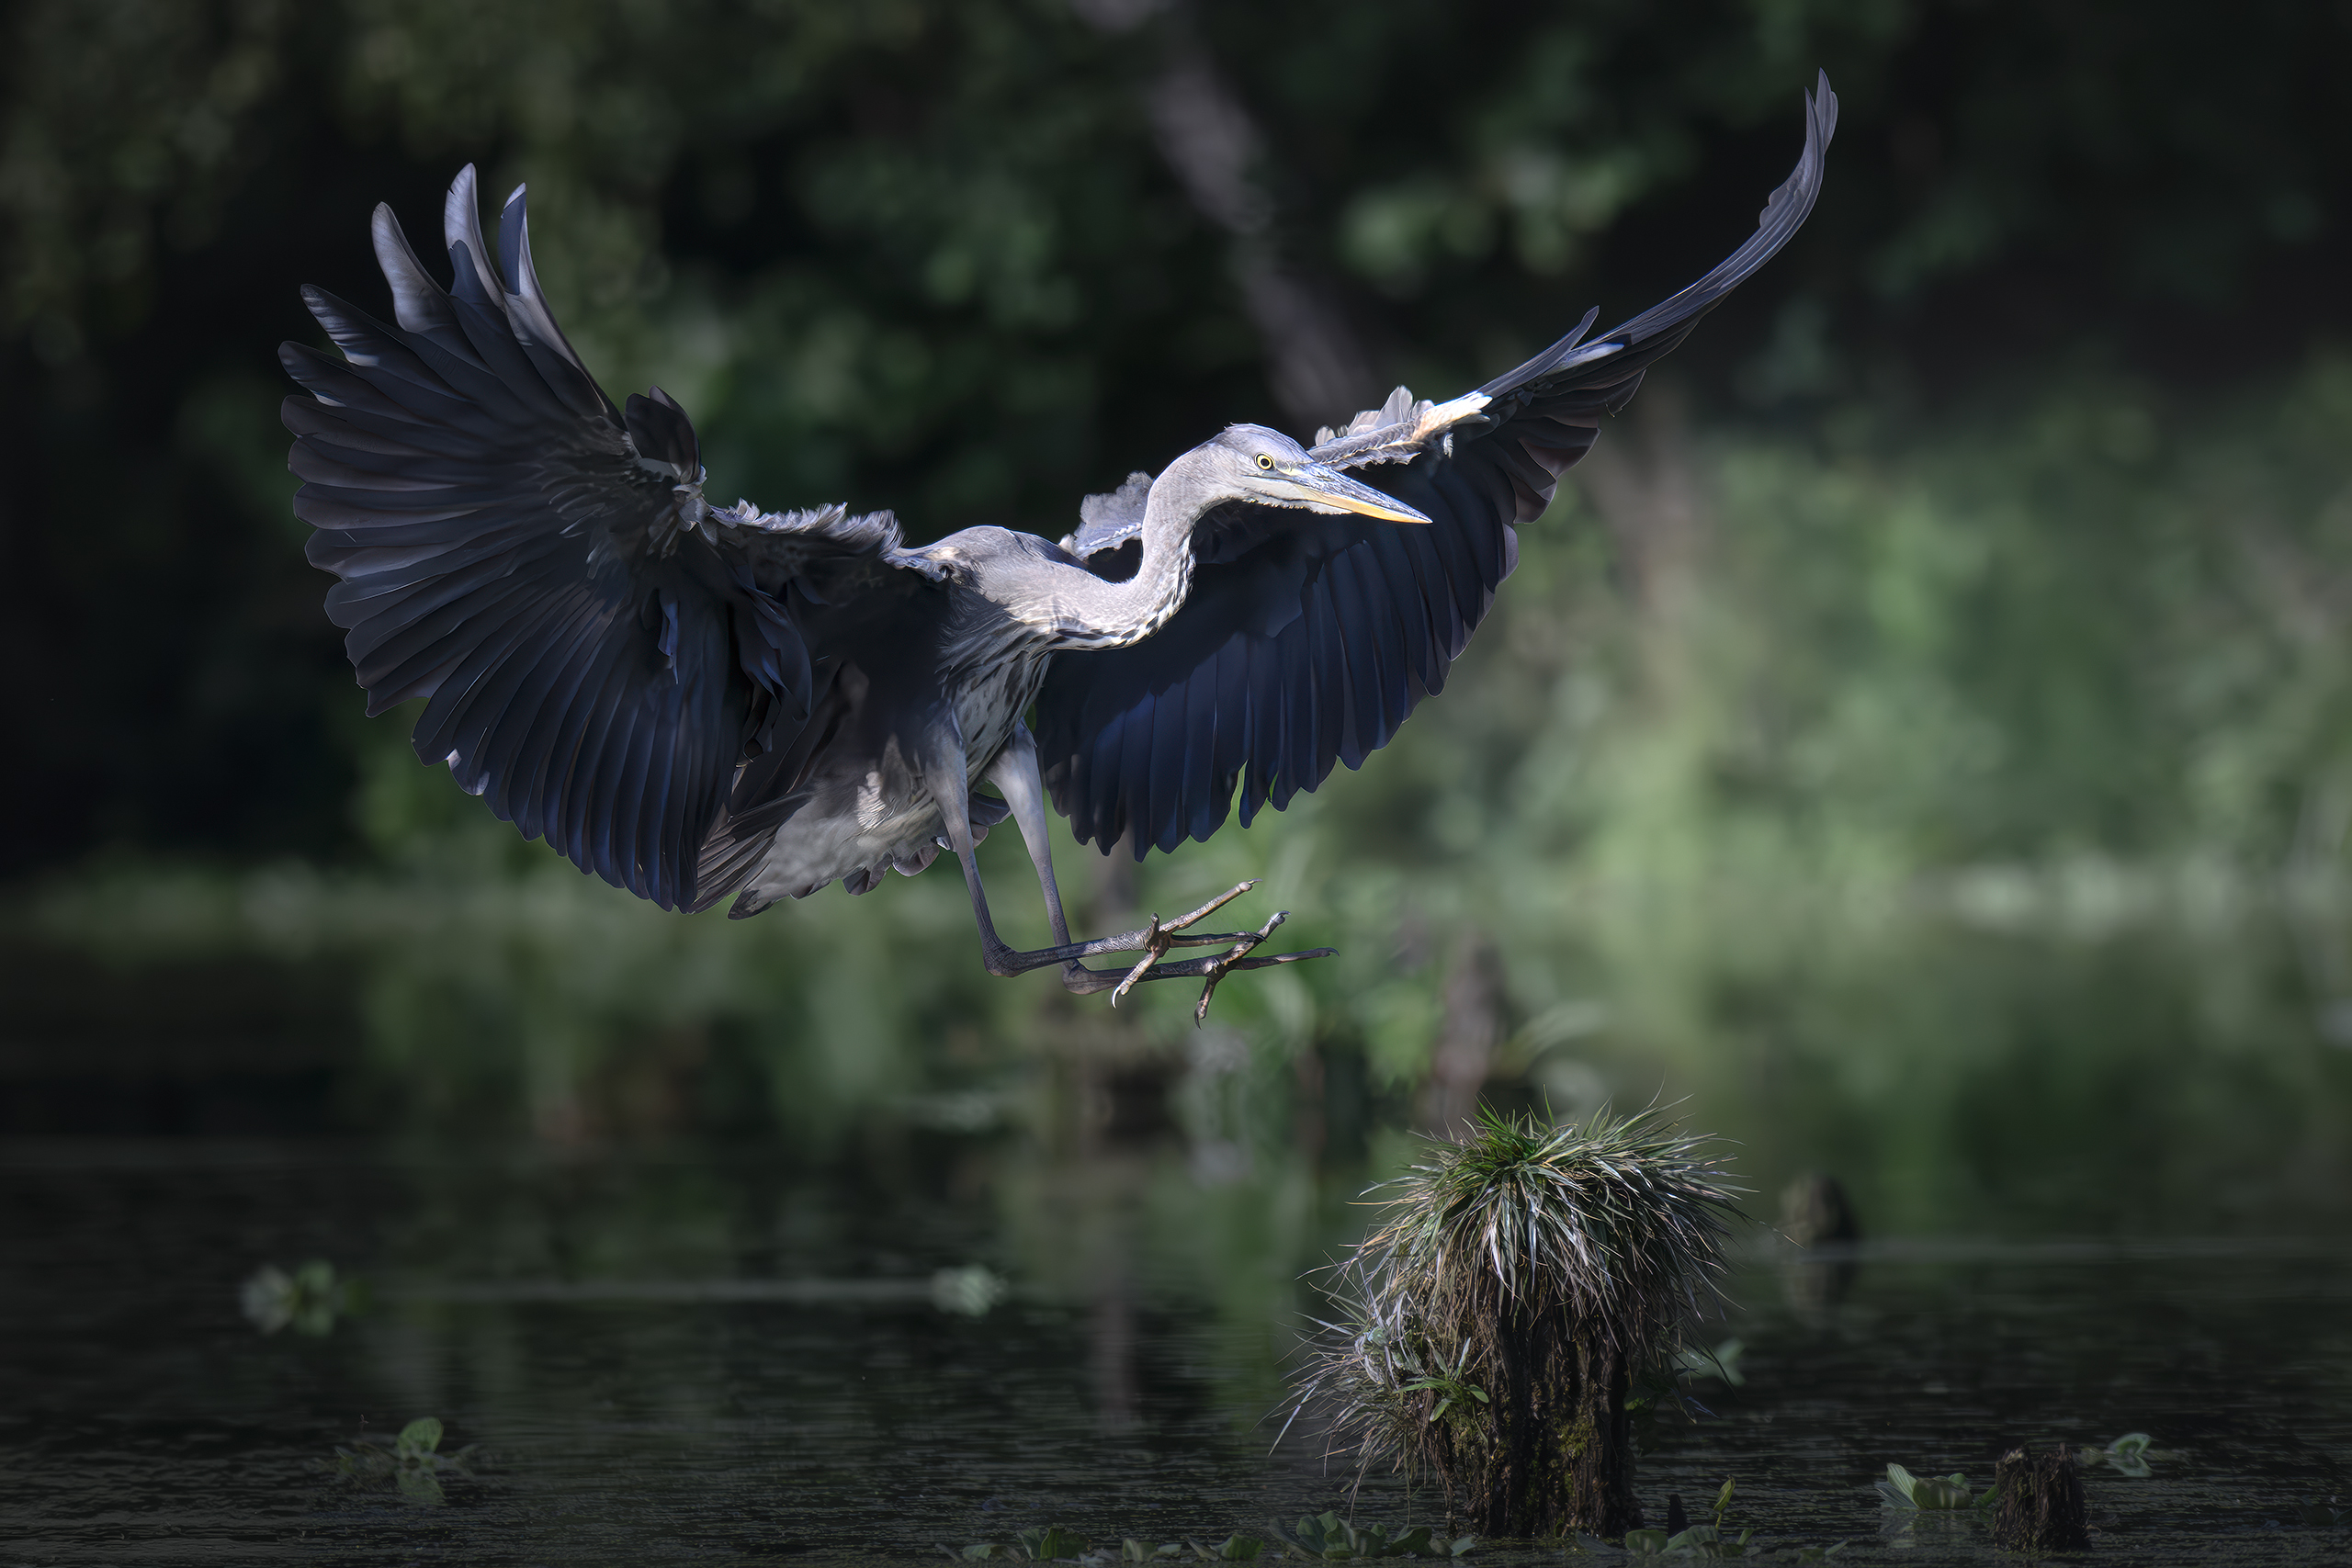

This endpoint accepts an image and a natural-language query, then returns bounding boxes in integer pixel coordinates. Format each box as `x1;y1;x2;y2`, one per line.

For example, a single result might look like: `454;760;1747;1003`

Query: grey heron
282;73;1836;1020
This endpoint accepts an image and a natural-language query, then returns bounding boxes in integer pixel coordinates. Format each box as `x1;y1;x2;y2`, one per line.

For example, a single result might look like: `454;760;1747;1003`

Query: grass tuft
1289;1103;1742;1535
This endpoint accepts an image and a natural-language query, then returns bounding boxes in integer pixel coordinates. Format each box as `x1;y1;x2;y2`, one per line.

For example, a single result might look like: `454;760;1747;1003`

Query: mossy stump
1293;1106;1740;1539
1993;1446;2090;1552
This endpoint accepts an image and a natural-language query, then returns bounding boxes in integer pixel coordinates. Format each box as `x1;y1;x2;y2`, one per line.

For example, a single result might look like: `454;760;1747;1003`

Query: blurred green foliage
7;1;2352;1205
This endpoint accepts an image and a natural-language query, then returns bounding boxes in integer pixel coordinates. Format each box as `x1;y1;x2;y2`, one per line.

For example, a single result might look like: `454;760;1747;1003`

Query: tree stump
1290;1106;1740;1539
1993;1446;2089;1552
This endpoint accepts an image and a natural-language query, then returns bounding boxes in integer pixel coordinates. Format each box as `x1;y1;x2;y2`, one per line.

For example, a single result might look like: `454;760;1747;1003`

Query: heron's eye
1256;453;1274;470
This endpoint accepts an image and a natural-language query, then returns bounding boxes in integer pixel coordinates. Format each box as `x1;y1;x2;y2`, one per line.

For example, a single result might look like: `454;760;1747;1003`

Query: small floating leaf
2094;1431;2154;1477
1909;1473;1976;1509
394;1416;444;1458
242;1258;360;1337
930;1265;1010;1316
1016;1525;1084;1561
1880;1462;1982;1510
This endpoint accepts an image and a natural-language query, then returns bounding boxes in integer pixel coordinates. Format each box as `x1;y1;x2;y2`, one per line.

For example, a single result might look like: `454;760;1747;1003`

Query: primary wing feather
1035;73;1837;858
286;168;931;910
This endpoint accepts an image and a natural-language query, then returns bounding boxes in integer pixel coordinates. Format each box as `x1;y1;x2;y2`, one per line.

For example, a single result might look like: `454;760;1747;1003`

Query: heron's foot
1030;881;1336;1022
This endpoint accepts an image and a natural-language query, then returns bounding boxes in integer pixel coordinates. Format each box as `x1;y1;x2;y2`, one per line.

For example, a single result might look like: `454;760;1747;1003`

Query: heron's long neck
1046;465;1211;650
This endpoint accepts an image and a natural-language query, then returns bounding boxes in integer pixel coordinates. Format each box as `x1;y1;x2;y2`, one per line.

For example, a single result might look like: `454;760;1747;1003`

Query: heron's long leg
928;742;1332;1018
925;743;1030;977
982;724;1076;954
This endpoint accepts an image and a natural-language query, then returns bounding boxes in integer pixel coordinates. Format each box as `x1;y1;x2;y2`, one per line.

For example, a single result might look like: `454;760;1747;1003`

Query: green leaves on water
929;1264;1011;1317
1877;1463;1995;1511
1610;1486;1753;1561
241;1259;362;1337
1583;1532;1839;1561
2075;1431;2154;1477
955;1517;1467;1562
1619;1525;1755;1558
393;1417;442;1459
1269;1512;1474;1558
950;1527;1240;1562
323;1416;478;1506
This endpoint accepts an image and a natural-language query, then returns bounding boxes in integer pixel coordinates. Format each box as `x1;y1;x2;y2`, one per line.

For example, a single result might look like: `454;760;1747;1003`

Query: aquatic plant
1614;1479;1754;1558
2075;1431;2153;1477
241;1259;359;1336
1268;1512;1476;1558
1290;1104;1741;1537
1577;1530;1838;1560
324;1416;476;1505
1619;1525;1749;1558
951;1529;1279;1562
1874;1463;1994;1511
929;1264;1011;1316
948;1526;1084;1561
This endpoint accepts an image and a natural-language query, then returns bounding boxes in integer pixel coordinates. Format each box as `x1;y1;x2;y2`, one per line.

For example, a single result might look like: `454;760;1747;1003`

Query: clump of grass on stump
1292;1104;1741;1539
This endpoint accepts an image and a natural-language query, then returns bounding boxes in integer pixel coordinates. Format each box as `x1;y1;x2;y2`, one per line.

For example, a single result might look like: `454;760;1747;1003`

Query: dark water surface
6;910;2352;1563
3;1140;2348;1565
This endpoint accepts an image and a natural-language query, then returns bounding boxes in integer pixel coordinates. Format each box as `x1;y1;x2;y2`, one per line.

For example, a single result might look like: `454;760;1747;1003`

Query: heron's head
1197;424;1432;524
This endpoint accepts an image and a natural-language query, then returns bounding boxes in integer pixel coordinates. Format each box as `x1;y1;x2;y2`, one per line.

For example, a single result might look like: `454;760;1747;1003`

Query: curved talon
1110;914;1169;1006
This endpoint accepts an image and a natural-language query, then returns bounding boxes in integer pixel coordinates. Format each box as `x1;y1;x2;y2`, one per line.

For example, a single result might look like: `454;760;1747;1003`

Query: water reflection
6;873;2352;1560
17;865;2351;1237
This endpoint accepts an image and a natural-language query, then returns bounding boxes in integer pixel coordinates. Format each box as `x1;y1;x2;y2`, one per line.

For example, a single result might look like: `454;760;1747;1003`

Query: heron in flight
284;74;1836;1020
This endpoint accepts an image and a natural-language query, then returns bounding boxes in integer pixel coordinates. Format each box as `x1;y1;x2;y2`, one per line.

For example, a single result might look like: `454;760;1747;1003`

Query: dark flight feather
285;167;927;909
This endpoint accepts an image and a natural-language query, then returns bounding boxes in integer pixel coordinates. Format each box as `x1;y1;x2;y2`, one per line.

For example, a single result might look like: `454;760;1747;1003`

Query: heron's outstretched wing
1035;73;1837;858
284;167;934;910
